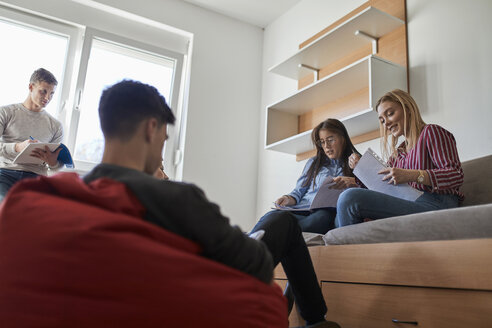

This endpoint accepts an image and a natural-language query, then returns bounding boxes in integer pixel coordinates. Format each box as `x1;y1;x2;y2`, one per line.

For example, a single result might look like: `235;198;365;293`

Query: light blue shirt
288;157;344;209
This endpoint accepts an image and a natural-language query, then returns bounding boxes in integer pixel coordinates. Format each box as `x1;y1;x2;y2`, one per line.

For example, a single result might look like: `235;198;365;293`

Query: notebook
273;176;345;212
353;148;423;201
13;142;74;168
13;143;60;165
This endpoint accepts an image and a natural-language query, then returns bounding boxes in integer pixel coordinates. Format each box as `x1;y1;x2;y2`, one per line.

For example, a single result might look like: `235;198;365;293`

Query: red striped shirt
388;124;464;201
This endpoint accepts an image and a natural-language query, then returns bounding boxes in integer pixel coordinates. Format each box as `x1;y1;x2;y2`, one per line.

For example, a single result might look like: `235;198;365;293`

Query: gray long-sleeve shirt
84;164;274;283
0;103;63;175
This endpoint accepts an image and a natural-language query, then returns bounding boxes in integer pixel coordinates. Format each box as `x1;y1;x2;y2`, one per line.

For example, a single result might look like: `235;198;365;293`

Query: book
353;148;423;201
13;142;74;168
13;142;61;165
273;176;345;212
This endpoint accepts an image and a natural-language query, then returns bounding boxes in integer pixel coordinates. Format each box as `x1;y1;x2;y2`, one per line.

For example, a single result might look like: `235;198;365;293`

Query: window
0;6;187;179
0;7;77;118
68;29;183;175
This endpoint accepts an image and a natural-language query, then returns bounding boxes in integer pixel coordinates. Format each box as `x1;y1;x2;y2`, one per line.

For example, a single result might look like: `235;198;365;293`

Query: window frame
67;27;184;177
0;5;80;125
0;4;189;180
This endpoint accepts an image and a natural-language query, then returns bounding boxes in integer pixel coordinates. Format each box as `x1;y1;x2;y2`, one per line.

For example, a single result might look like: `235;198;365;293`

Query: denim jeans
250;211;327;324
258;209;336;234
0;169;38;202
335;188;460;227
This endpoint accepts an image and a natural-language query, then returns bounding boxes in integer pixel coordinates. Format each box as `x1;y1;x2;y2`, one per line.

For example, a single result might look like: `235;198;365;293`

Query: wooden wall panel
372;0;406;21
377;25;407;66
298;87;369;133
280;0;409;161
289;0;407;160
299;0;405;50
298;44;372;90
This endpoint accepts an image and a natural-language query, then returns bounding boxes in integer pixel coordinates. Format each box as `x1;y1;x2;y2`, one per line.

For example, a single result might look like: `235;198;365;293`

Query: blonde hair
375;89;426;160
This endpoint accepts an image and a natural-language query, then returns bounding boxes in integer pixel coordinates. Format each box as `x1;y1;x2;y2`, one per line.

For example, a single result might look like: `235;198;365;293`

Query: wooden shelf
265;55;406;155
264;1;408;160
265;108;379;155
267;55;402;114
268;6;404;80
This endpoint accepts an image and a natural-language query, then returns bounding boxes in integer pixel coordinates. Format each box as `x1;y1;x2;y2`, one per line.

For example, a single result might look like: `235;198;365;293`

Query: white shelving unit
266;109;379;155
265;6;407;157
268;6;404;80
266;55;406;154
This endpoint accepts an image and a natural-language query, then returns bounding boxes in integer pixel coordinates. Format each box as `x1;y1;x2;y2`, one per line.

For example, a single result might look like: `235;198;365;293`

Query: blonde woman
335;89;464;227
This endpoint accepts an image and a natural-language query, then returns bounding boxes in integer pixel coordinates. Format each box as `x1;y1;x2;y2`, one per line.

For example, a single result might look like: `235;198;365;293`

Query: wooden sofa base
274;238;492;327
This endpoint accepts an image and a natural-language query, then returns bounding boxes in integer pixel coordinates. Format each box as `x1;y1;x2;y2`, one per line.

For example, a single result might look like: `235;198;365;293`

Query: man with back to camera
0;68;63;201
83;79;340;328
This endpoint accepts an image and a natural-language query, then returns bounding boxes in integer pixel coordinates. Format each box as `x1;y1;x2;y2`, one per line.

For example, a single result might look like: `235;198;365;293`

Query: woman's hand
331;176;358;189
275;195;296;207
379;167;416;185
349;153;360;169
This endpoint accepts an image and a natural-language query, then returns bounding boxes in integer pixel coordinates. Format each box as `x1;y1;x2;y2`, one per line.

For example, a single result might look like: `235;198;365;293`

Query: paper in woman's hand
273;176;346;212
353;148;423;201
309;176;345;210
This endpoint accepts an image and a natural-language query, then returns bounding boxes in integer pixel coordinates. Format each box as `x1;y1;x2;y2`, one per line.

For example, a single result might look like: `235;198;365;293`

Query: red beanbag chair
0;173;287;327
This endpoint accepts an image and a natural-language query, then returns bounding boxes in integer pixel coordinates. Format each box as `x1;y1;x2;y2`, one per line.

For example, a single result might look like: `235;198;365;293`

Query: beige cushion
461;154;492;206
323;204;492;245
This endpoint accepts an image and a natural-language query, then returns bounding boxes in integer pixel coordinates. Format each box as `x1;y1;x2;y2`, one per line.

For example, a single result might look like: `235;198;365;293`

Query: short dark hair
30;68;58;86
98;80;175;140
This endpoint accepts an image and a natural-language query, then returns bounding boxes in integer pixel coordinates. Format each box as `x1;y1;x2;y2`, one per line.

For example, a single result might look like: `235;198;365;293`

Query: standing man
0;68;63;201
83;80;339;328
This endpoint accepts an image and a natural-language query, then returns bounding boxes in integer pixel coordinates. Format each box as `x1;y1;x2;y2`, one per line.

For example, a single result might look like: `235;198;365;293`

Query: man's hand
378;167;416;185
331;176;357;189
15;139;37;153
275;195;296;207
154;165;169;180
31;146;62;167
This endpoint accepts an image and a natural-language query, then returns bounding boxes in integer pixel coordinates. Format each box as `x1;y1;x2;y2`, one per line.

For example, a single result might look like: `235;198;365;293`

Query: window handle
76;89;83;110
392;319;418;325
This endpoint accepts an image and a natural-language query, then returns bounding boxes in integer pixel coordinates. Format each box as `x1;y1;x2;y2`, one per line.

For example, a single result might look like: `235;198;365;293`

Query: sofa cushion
323;204;492;245
461;154;492;206
0;173;287;328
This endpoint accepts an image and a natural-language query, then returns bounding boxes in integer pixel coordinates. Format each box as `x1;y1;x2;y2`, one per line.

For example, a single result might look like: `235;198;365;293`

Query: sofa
0;173;288;328
276;154;492;327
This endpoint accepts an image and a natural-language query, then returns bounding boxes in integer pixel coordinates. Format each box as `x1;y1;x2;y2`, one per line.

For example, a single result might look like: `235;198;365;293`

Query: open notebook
353;148;423;201
13;142;74;168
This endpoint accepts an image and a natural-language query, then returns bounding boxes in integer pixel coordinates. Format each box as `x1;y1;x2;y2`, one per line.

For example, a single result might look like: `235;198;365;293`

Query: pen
29;136;35;140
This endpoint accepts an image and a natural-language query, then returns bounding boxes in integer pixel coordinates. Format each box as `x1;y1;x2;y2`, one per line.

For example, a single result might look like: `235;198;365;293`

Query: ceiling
180;0;302;28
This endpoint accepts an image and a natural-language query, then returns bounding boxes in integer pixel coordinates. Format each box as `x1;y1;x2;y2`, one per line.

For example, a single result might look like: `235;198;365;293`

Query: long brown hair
303;118;360;188
375;89;426;160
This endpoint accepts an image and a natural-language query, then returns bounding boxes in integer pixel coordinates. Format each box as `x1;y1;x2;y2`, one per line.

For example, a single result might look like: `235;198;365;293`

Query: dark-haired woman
255;118;361;234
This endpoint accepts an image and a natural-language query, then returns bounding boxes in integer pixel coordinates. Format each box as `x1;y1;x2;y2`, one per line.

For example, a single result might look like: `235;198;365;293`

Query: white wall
96;0;265;230
256;0;492;219
1;0;264;230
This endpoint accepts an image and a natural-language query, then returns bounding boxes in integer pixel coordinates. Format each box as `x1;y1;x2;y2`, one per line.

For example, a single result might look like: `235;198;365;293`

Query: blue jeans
335;188;460;227
0;169;38;202
256;208;336;234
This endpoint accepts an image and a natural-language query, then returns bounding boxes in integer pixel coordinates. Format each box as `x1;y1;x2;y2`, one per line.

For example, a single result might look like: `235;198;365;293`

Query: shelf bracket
298;63;320;81
355;30;379;55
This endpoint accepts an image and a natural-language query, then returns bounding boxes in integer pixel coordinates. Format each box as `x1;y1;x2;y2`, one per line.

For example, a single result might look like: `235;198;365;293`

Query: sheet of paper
12;142;61;165
353;148;423;201
309;176;344;210
272;176;345;212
